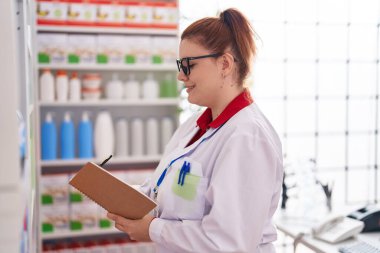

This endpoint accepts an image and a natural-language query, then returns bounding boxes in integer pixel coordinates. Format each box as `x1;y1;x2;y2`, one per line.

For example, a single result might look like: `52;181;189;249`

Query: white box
152;4;178;26
125;4;152;25
38;34;67;64
151;37;177;64
69;182;90;204
41;204;70;233
36;1;67;22
70;202;98;231
67;35;97;64
40;174;69;205
98;206;113;229
67;3;97;23
97;35;126;64
125;36;151;64
97;4;125;24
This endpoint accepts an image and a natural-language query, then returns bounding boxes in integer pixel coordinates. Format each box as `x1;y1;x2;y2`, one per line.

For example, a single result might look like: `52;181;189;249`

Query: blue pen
178;162;184;185
178;161;191;186
178;161;186;185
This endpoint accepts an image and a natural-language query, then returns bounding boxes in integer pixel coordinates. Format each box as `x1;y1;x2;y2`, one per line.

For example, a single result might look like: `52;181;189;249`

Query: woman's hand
107;212;155;242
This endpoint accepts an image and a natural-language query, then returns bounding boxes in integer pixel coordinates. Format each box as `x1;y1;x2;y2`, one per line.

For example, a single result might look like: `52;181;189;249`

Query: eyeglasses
176;53;222;76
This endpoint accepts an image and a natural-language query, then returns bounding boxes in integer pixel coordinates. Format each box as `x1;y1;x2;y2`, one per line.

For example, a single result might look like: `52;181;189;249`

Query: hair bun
220;9;231;27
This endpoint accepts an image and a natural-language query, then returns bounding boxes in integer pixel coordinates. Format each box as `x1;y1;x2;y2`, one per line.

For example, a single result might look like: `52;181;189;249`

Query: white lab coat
141;103;283;253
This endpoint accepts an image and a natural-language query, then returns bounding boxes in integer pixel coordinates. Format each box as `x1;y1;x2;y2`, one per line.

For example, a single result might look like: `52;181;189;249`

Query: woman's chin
187;95;198;105
187;96;205;107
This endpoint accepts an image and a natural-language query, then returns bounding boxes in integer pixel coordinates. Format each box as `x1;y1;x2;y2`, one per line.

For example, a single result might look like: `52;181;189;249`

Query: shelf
40;155;161;167
37;25;178;36
41;227;122;240
39;98;179;107
37;64;177;71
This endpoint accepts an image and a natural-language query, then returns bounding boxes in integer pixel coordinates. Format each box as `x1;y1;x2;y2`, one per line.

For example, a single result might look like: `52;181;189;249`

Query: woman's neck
211;86;245;120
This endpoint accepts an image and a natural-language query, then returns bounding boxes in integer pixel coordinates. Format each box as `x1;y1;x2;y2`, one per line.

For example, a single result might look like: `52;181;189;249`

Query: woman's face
177;39;222;107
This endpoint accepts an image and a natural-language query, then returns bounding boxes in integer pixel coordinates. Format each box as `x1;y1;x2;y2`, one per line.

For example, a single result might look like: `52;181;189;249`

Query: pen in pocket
178;161;191;186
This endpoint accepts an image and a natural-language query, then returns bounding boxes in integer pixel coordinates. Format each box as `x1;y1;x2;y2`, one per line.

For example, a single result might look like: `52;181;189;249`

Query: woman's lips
185;85;195;93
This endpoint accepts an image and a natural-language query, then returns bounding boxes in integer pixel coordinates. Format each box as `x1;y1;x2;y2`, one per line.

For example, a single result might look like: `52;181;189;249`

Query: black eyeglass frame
176;53;222;76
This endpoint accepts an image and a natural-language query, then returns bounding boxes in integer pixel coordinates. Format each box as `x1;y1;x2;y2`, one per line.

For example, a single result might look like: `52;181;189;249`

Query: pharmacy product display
41;113;57;160
38;70;178;101
60;112;75;159
37;33;177;66
39;69;55;101
78;112;93;158
43;238;155;253
56;70;69;101
40;169;153;234
68;72;81;101
115;119;129;157
105;74;124;99
94;111;114;159
36;2;179;249
125;74;140;99
36;0;177;29
40;112;175;160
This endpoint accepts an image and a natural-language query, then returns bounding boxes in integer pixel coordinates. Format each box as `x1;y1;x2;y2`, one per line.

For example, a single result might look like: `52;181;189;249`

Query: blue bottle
60;112;75;159
78;112;93;158
41;112;57;160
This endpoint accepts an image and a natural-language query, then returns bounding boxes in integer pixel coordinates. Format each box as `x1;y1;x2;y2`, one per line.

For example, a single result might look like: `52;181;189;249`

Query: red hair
181;8;257;85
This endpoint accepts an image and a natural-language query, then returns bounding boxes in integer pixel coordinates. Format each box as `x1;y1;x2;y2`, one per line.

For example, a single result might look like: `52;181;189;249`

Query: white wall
0;0;23;252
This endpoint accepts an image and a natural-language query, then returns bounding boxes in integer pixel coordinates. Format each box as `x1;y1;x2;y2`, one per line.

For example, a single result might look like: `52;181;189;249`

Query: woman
107;8;283;253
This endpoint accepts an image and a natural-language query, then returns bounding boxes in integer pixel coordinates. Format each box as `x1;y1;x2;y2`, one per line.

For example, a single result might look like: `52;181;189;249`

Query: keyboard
339;241;380;253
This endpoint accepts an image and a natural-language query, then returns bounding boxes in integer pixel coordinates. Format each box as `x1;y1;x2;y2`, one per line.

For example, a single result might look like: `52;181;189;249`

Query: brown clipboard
69;162;156;219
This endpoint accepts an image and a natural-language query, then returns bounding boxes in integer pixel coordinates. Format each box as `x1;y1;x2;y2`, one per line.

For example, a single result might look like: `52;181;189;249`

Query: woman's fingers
107;212;138;241
107;212;131;226
114;222;135;240
115;223;125;232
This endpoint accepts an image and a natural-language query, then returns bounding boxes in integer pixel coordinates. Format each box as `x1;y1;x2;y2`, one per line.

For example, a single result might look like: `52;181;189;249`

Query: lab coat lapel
174;127;218;159
178;125;199;149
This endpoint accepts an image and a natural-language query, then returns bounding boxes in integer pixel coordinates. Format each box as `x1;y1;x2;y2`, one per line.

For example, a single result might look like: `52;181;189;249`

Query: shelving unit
41;228;121;240
35;0;179;252
0;0;38;252
40;155;162;167
38;63;177;71
39;98;179;107
37;24;178;36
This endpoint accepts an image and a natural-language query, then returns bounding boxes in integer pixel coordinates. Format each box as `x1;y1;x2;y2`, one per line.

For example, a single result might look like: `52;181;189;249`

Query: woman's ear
218;53;235;76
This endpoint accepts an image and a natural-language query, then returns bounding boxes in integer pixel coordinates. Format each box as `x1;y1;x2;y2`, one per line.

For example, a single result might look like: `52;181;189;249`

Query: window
179;0;380;205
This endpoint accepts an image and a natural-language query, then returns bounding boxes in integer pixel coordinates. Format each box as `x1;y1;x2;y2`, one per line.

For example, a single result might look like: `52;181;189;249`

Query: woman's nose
177;70;188;82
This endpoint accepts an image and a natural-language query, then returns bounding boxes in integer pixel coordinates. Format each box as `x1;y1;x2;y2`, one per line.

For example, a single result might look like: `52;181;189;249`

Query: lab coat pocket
172;170;201;201
170;169;208;219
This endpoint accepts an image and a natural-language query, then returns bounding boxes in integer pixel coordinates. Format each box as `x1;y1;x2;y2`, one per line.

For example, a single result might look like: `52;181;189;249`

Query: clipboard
69;162;156;219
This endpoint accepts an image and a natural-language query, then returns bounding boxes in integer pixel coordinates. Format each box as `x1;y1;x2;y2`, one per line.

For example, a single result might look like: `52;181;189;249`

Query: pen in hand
100;155;113;167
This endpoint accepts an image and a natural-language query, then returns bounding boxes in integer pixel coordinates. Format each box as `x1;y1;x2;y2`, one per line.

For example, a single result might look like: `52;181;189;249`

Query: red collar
196;89;253;131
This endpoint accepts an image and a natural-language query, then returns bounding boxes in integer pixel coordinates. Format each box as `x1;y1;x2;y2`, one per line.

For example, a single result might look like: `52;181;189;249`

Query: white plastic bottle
145;118;159;156
94;111;115;159
131;118;144;156
39;69;55;101
142;73;159;99
124;74;140;99
115;119;129;157
56;70;69;102
161;117;174;153
105;73;124;99
69;72;81;101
